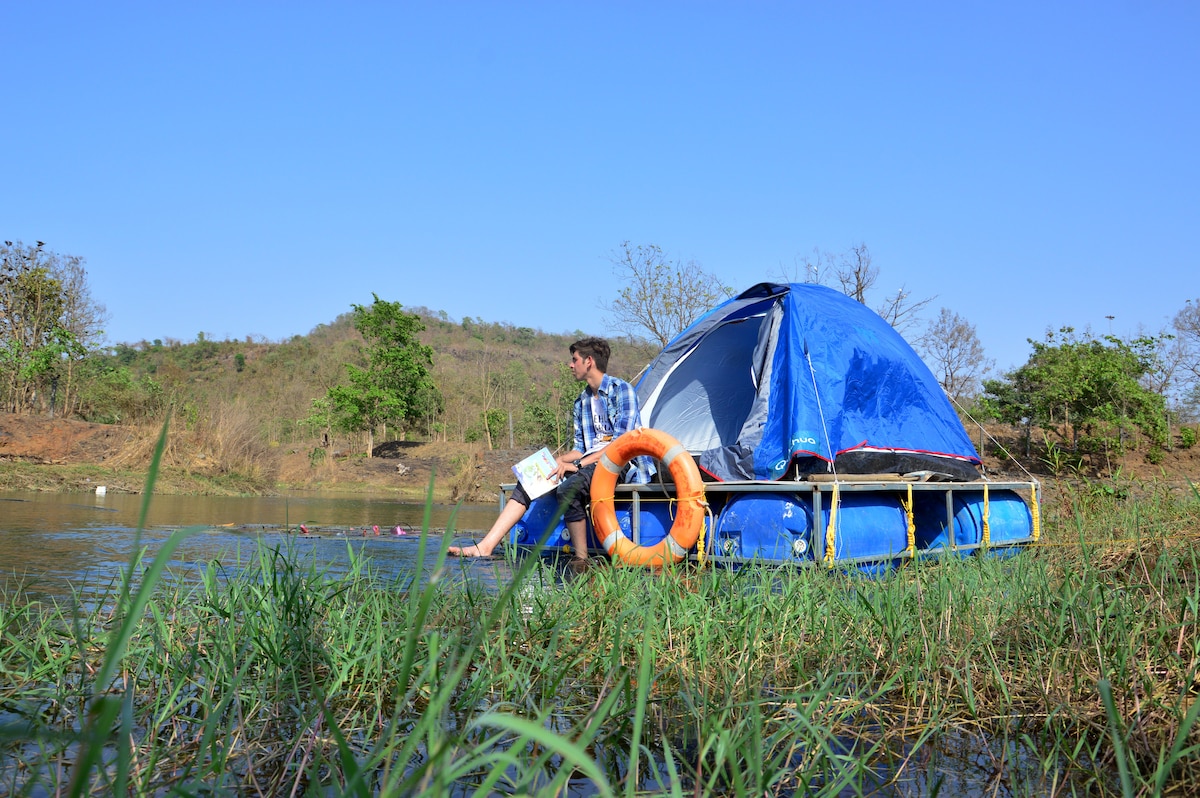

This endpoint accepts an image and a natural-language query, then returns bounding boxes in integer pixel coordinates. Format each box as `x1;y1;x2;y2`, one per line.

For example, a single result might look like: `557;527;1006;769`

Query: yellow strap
902;483;916;558
823;483;839;566
981;483;991;548
1031;484;1041;543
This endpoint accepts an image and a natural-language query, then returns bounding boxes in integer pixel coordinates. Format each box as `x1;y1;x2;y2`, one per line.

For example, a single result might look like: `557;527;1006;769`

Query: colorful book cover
512;447;559;499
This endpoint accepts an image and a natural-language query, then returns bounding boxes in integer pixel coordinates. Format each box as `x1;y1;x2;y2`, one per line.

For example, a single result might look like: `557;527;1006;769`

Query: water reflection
0;490;504;603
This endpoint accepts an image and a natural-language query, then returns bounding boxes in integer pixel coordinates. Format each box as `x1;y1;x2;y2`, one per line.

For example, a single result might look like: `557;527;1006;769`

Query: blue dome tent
635;282;982;482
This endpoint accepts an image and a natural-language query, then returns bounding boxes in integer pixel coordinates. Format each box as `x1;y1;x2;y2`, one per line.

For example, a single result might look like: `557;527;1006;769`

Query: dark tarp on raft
634;282;982;482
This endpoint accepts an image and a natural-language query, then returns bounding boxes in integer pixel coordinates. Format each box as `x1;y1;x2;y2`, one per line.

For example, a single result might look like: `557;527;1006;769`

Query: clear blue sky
3;2;1196;373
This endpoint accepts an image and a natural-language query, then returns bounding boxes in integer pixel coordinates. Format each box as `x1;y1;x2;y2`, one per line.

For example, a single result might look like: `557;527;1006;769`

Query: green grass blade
467;712;614;797
1099;678;1137;797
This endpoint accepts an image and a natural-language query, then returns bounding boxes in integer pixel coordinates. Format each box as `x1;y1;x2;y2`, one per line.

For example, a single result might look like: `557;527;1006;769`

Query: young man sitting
448;337;653;561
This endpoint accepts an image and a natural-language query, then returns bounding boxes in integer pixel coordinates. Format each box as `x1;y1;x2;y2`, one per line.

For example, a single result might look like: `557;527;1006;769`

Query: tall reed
1;462;1198;795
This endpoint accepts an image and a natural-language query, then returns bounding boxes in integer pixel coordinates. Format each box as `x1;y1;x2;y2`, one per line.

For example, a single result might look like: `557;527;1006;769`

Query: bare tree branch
604;242;732;347
917;308;994;402
783;243;934;336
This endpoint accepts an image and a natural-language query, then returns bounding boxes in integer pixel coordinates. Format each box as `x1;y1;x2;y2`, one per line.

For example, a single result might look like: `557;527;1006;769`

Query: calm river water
0;489;506;603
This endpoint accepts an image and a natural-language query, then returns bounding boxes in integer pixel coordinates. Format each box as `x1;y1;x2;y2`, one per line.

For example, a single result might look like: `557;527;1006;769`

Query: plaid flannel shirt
573;374;655;484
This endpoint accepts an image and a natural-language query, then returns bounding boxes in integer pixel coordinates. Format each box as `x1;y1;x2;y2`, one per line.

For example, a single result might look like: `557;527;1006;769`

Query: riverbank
0;412;519;502
5;411;1199;503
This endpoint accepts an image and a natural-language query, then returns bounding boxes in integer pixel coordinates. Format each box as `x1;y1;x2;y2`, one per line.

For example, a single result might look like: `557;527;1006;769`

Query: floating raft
504;474;1038;571
503;282;1043;569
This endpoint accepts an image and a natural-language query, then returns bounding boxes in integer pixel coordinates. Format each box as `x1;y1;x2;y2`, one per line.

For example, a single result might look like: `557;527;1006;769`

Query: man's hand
555;453;583;481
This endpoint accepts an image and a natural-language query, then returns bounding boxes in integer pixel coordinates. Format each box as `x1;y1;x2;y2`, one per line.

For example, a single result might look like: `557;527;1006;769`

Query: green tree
0;241;106;415
325;295;438;457
408;381;445;441
520;363;579;451
74;362;164;424
474;408;507;447
302;395;336;450
477;360;527;450
982;327;1167;468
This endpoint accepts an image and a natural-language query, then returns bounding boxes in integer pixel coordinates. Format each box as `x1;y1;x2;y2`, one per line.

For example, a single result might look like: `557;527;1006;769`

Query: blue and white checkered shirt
573;374;655;484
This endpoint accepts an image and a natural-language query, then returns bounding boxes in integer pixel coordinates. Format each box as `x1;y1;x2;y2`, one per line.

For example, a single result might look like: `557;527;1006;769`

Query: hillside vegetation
3;302;1198;500
0;310;660;498
6;240;1198;498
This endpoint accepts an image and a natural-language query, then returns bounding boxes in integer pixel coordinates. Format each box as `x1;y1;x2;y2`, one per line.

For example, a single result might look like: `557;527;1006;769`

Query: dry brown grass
194;397;278;483
107;398;279;487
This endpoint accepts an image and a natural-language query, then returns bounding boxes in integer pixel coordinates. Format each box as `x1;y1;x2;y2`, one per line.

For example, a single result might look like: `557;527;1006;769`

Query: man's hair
570;337;611;373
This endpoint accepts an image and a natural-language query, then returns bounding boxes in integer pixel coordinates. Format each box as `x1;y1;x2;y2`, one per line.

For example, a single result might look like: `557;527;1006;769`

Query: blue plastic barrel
821;493;909;573
912;492;970;555
912;489;1033;556
510;493;570;547
712;493;814;561
612;500;677;548
713;491;908;571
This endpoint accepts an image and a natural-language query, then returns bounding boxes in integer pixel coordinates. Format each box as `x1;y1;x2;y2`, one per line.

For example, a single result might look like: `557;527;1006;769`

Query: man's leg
449;497;527;557
558;464;595;561
566;518;589;561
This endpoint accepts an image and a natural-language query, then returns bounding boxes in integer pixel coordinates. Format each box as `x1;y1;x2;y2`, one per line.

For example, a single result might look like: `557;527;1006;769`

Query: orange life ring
589;428;705;567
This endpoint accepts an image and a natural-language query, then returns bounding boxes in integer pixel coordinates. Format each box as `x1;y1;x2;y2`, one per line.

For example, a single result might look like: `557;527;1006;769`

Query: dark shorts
511;464;595;523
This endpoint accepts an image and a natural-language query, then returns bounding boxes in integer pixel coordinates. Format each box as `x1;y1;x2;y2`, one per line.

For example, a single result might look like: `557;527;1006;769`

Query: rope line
823;482;839;566
1031;483;1042;542
1025;535;1196;548
589;492;706;503
949;394;1040;483
902;483;916;558
696;500;712;568
804;345;838;482
804;343;844;568
981;483;991;548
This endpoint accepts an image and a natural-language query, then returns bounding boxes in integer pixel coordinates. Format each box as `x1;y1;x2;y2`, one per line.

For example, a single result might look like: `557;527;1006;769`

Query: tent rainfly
635;282;983;483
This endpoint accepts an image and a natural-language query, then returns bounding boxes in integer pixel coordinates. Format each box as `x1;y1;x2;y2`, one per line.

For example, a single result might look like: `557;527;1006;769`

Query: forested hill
13;288;1200;497
92;307;661;458
11;240;1195;493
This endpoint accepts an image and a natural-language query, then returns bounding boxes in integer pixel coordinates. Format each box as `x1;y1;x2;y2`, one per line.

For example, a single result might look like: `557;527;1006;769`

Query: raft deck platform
502;476;1040;570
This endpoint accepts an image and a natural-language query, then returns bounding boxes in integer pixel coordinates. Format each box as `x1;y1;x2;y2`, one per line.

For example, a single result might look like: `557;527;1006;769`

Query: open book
512;447;560;499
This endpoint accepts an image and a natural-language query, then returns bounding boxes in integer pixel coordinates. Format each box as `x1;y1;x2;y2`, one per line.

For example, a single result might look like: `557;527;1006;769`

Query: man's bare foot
448;543;494;557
